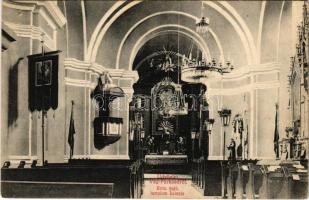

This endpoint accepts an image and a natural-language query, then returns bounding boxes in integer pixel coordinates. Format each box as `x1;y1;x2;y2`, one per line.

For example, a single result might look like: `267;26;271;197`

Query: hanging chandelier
196;17;210;34
181;54;234;83
196;2;210;34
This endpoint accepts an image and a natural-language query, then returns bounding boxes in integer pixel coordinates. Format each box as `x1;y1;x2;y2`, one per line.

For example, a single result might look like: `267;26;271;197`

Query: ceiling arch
87;1;257;65
115;10;223;69
87;1;140;61
217;1;257;60
128;24;214;70
257;1;267;63
133;30;211;70
86;1;126;61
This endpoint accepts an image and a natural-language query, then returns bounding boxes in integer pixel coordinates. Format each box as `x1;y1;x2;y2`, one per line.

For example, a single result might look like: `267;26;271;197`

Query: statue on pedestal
146;136;155;154
281;143;289;160
227;138;236;160
176;136;186;154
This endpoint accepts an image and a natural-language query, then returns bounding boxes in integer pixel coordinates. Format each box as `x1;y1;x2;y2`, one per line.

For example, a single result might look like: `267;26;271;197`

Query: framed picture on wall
35;60;52;86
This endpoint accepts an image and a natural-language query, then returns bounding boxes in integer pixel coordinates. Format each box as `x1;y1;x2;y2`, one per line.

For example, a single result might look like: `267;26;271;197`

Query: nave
1;0;309;199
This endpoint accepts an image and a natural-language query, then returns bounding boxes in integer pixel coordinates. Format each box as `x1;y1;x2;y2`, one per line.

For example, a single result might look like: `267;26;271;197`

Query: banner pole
41;33;45;166
42;109;45;165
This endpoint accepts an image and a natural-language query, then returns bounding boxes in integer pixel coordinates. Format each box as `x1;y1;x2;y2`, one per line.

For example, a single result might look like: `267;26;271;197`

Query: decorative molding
64;77;91;87
3;21;55;50
208;82;280;96
11;0;67;28
35;5;57;30
107;69;139;83
207;63;280;96
221;62;280;80
64;58;139;88
64;58;105;74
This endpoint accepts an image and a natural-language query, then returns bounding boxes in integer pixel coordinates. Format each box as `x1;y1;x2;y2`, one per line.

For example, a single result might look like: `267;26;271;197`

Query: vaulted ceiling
60;1;294;71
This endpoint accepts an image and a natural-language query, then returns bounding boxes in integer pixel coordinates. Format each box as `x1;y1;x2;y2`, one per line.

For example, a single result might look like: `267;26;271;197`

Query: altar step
144;154;189;174
145;163;190;174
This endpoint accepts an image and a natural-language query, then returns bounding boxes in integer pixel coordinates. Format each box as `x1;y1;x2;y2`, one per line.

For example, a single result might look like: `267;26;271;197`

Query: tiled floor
142;174;204;199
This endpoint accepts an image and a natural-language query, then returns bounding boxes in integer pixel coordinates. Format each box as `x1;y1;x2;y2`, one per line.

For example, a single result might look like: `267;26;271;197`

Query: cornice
3;21;55;50
221;62;280;80
206;63;281;96
4;0;66;28
64;58;139;81
64;58;140;88
207;81;280;96
107;69;139;83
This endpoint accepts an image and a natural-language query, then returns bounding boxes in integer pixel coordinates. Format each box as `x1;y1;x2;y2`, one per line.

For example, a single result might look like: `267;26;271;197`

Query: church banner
28;51;60;111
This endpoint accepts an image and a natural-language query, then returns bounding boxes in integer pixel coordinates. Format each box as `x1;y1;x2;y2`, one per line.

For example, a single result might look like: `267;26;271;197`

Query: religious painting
35;60;52;86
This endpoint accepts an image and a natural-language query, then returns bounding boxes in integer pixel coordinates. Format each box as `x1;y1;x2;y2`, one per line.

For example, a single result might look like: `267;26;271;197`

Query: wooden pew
226;162;234;199
204;161;222;196
257;161;308;199
235;162;244;199
224;160;259;199
258;165;270;199
1;180;114;198
1;159;144;198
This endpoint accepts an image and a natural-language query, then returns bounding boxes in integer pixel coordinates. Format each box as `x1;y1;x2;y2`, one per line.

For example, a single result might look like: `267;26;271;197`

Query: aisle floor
141;174;204;199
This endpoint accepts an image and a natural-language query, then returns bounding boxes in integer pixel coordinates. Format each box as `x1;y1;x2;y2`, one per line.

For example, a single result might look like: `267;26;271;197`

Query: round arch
133;29;211;70
115;10;223;69
87;1;257;64
128;24;213;71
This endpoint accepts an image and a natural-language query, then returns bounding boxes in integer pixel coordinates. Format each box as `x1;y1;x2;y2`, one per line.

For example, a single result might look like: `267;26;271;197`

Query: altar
145;155;188;165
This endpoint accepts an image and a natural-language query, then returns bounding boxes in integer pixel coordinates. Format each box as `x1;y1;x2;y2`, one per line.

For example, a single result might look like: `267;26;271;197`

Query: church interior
1;0;309;198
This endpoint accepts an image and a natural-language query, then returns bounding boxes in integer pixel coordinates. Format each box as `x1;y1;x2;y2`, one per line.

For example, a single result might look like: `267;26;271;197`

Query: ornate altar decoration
157;120;174;134
280;2;309;160
91;72;124;150
151;77;187;117
231;114;244;160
